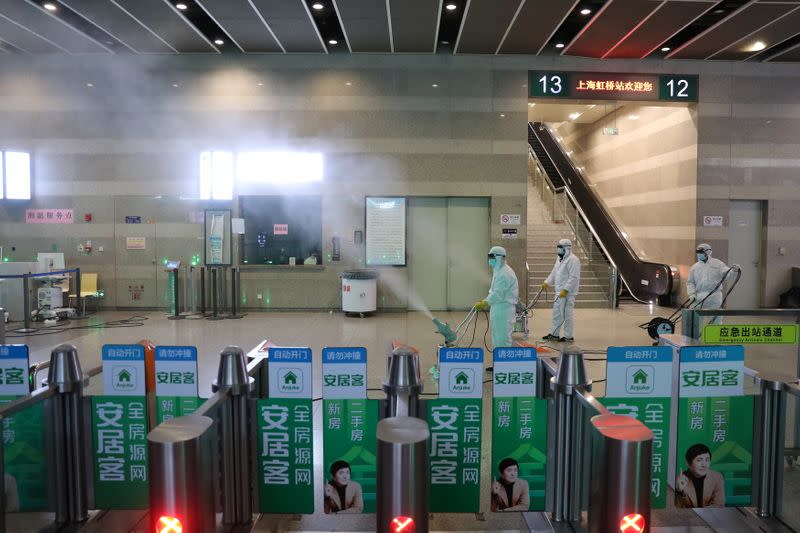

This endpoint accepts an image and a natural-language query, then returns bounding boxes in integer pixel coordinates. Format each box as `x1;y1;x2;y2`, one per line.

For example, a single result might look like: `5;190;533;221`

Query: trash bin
341;270;378;315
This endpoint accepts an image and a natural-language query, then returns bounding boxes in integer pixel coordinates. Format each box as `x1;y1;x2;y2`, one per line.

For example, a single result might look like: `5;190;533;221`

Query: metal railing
529;152;618;307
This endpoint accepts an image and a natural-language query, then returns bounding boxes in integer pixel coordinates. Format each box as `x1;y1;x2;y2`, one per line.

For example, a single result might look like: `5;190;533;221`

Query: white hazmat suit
543;239;581;340
687;243;738;325
478;246;519;348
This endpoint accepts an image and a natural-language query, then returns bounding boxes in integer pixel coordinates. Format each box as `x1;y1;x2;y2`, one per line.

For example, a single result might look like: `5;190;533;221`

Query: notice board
365;197;406;266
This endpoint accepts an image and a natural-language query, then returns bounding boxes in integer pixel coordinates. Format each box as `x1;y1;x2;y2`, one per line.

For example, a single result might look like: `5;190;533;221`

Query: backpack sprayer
640;265;742;340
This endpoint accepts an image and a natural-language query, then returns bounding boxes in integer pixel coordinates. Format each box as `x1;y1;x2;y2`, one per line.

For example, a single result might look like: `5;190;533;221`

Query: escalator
528;122;675;304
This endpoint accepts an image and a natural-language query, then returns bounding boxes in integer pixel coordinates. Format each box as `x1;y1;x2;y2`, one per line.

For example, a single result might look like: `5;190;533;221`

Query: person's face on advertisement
688;453;711;477
334;467;351;485
501;464;518;483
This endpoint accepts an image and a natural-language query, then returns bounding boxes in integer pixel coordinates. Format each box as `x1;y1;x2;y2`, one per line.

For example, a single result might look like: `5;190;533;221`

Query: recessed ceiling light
580;8;591;15
446;3;457;11
172;83;179;88
257;82;263;87
555;43;565;49
713;8;725;14
661;47;670;52
748;41;766;52
441;40;449;45
312;2;324;10
86;82;94;88
214;39;224;45
176;3;187;10
499;113;505;118
569;112;580;120
432;83;438;87
43;2;57;11
628;114;639;120
345;81;352;86
328;39;338;45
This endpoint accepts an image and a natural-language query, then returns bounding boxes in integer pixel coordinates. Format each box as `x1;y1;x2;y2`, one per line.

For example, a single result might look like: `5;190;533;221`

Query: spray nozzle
432;317;457;345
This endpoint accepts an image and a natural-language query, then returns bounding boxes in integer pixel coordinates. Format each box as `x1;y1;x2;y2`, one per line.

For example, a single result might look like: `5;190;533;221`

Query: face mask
557;247;565;258
696;253;707;263
488;258;498;268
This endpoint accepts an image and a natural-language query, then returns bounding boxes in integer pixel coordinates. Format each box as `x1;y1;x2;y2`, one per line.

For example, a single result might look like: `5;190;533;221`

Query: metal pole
376;416;430;533
209;269;222;321
212;346;255;525
17;275;35;333
220;267;228;315
75;268;82;317
45;344;89;524
182;265;189;314
588;414;653;533
200;267;207;316
148;415;216;533
227;267;243;319
167;269;184;320
186;267;202;320
382;346;423;418
752;373;787;517
0;307;5;344
548;349;591;522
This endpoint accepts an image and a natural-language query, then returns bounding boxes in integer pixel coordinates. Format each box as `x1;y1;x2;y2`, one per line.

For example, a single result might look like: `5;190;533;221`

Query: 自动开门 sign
268;347;312;398
322;347;366;399
438;348;483;398
102;344;146;396
703;324;797;345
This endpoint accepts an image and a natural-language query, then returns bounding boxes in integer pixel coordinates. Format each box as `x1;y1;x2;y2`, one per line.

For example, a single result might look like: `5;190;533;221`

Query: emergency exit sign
529;71;698;102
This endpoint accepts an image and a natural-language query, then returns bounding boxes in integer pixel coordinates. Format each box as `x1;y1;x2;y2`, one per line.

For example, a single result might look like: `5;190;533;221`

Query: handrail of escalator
529;122;675;304
528;148;564;194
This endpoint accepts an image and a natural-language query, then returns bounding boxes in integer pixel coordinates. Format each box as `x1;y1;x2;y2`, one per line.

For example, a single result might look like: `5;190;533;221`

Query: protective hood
557;238;572;259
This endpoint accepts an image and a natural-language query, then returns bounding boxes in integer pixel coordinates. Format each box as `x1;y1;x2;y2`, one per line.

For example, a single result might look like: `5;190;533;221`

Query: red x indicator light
620;513;645;532
391;515;416;533
156;515;183;533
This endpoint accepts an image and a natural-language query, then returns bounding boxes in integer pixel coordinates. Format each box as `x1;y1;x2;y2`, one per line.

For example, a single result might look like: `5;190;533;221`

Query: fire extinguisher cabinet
341;270;378;315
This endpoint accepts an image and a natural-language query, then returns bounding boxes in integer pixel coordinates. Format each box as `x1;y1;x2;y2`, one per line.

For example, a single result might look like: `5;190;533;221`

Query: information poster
428;348;483;513
92;344;148;508
365;197;406;266
0;345;47;512
676;346;752;508
258;348;314;514
321;348;377;514
603;346;673;508
154;346;201;424
491;347;546;512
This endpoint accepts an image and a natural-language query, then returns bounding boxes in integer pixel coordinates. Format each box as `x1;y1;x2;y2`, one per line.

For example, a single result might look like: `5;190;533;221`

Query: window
0;150;31;200
200;151;323;200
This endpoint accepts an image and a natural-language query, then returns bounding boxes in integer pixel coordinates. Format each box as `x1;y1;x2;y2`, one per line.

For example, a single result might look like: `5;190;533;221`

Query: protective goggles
487;253;504;259
695;248;709;254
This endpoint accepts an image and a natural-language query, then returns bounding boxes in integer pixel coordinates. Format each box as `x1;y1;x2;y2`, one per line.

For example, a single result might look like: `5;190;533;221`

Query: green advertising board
155;396;203;424
323;399;378;513
91;396;149;509
491;347;546;512
257;398;314;513
154;345;201;425
0;397;47;512
677;346;752;508
491;397;547;511
428;398;482;512
603;346;673;509
259;347;314;514
702;324;798;344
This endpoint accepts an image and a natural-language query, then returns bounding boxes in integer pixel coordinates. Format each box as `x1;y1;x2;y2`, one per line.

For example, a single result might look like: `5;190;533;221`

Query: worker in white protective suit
541;239;581;342
475;246;519;352
687;243;740;325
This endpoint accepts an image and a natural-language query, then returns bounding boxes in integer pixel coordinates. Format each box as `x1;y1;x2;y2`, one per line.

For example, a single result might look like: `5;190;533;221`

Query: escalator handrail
529;122;673;302
528;148;564;194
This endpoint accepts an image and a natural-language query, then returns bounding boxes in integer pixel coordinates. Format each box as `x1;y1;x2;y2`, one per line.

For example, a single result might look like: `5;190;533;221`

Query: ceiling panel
196;0;282;52
770;42;800;61
604;1;712;59
455;0;521;54
250;0;323;53
389;0;438;53
710;6;800;60
0;0;107;53
112;0;215;53
336;0;391;52
499;0;576;54
0;14;64;53
60;0;174;53
669;2;796;59
565;0;661;57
